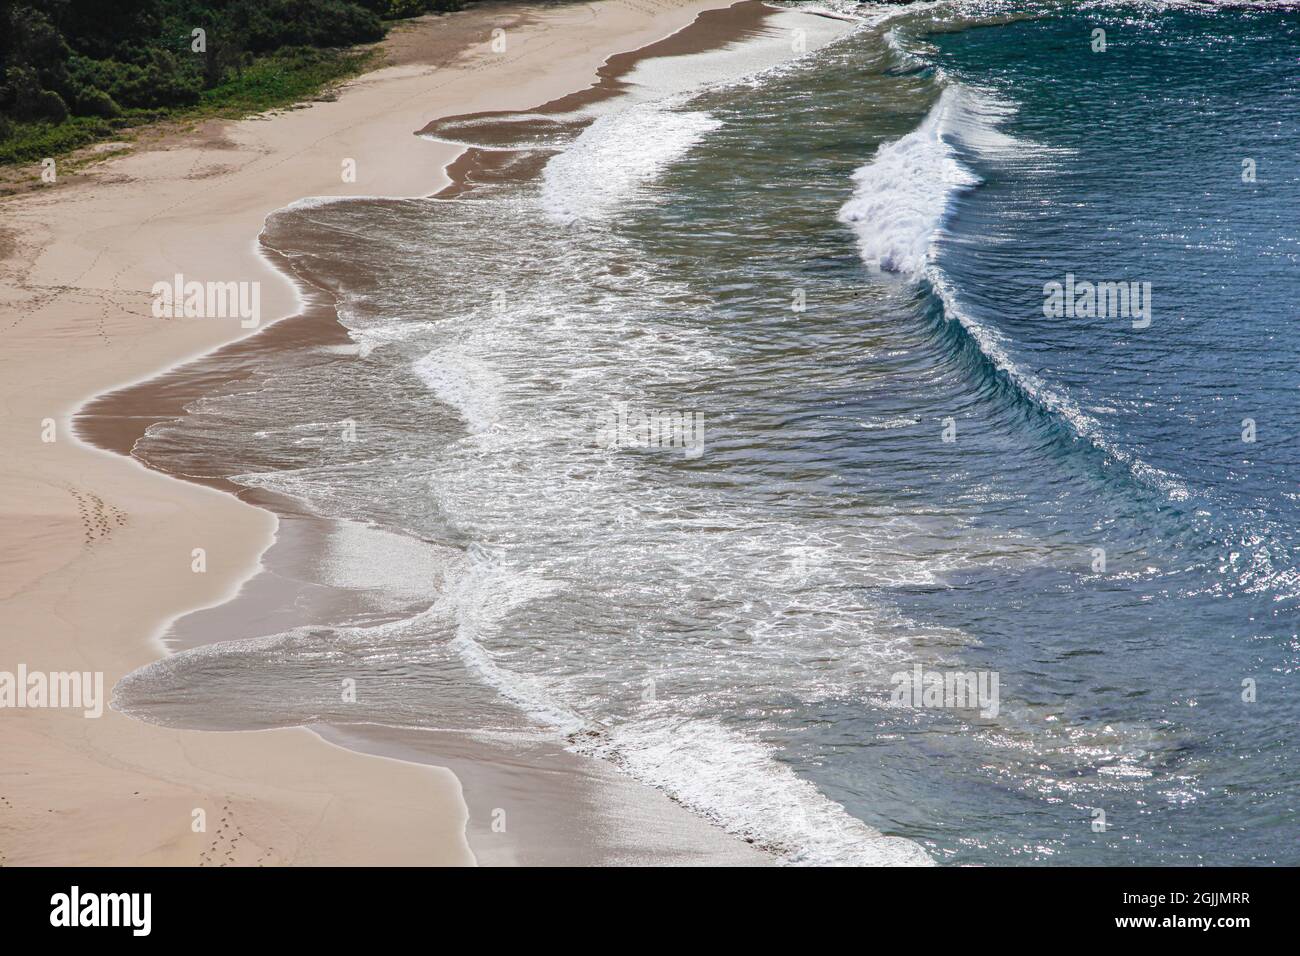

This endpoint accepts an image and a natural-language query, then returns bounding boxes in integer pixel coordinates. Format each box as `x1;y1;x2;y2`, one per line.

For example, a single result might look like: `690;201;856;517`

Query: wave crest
838;83;1017;276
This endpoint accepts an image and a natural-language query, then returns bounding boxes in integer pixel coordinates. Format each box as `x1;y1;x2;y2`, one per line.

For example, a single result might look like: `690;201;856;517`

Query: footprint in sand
67;488;127;546
0;795;13;866
200;801;257;867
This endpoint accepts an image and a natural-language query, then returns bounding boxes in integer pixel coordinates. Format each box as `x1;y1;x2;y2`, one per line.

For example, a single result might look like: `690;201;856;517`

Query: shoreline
95;0;794;867
1;0;780;866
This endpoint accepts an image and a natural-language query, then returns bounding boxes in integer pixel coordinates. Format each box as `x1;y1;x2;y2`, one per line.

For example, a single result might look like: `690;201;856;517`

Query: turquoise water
116;1;1299;864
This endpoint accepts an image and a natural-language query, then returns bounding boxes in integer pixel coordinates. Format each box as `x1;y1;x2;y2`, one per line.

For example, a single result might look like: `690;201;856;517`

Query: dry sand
0;0;778;866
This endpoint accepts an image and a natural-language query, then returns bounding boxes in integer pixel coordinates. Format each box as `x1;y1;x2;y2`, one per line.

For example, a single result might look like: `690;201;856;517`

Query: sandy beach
0;0;773;866
2;0;1293;889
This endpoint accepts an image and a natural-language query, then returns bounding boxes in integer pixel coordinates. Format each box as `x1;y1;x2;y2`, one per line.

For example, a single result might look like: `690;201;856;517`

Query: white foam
539;6;855;225
434;549;934;865
884;25;928;69
837;85;987;276
582;714;934;865
413;347;505;436
858;416;921;430
439;555;583;734
541;104;723;224
349;319;442;358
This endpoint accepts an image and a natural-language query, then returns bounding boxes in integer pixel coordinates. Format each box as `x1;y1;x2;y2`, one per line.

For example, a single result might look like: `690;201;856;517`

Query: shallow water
115;1;1300;865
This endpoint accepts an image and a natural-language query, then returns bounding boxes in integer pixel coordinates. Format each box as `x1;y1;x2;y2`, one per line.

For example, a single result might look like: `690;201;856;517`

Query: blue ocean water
800;1;1300;864
115;1;1300;864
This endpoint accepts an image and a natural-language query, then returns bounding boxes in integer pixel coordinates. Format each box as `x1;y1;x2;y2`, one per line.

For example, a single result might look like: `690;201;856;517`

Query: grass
0;116;124;166
197;47;374;116
0;46;375;167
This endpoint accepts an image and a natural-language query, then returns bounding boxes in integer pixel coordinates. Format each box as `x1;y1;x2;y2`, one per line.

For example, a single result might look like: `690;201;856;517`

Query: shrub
237;0;385;54
356;0;430;18
73;87;121;118
67;52;201;109
1;66;70;122
385;0;428;18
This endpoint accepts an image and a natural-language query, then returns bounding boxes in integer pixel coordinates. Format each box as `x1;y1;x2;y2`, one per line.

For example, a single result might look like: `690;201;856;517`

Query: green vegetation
0;0;470;166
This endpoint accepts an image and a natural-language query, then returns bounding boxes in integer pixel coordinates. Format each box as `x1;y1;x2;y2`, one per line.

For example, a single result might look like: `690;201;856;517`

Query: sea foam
836;83;1017;276
541;103;723;225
